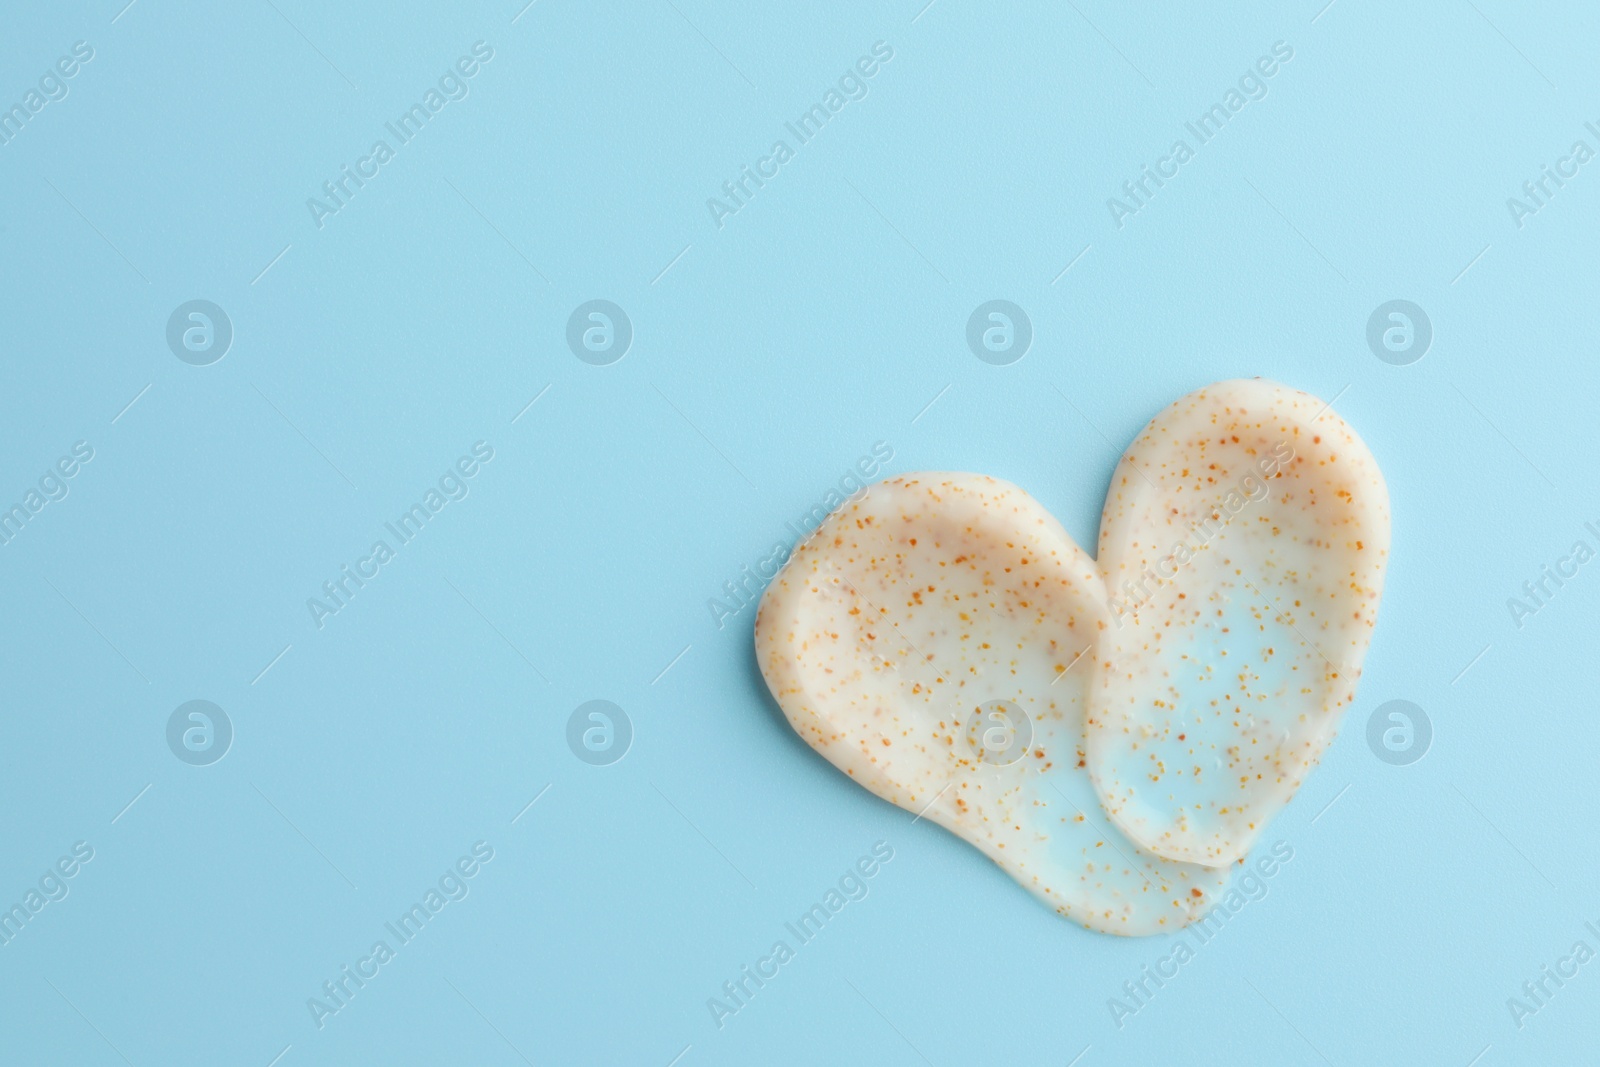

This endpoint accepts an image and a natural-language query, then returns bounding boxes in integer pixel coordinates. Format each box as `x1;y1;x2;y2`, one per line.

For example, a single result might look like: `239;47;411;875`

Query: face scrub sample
754;379;1389;936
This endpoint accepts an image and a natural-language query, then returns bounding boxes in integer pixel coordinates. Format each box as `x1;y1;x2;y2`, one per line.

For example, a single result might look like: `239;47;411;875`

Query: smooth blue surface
2;1;1597;1064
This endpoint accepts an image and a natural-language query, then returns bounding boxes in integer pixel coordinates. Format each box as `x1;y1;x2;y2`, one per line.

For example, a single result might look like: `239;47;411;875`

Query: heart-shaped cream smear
755;379;1388;935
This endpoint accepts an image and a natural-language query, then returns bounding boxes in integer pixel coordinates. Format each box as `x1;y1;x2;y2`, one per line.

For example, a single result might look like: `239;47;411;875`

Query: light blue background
2;1;1597;1064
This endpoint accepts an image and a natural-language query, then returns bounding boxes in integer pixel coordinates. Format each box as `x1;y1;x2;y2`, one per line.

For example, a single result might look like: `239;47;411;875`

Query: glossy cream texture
754;380;1388;935
755;474;1231;936
1090;380;1389;866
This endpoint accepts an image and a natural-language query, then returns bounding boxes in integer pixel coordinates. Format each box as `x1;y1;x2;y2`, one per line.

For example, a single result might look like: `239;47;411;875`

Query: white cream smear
755;380;1389;935
1092;379;1389;869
